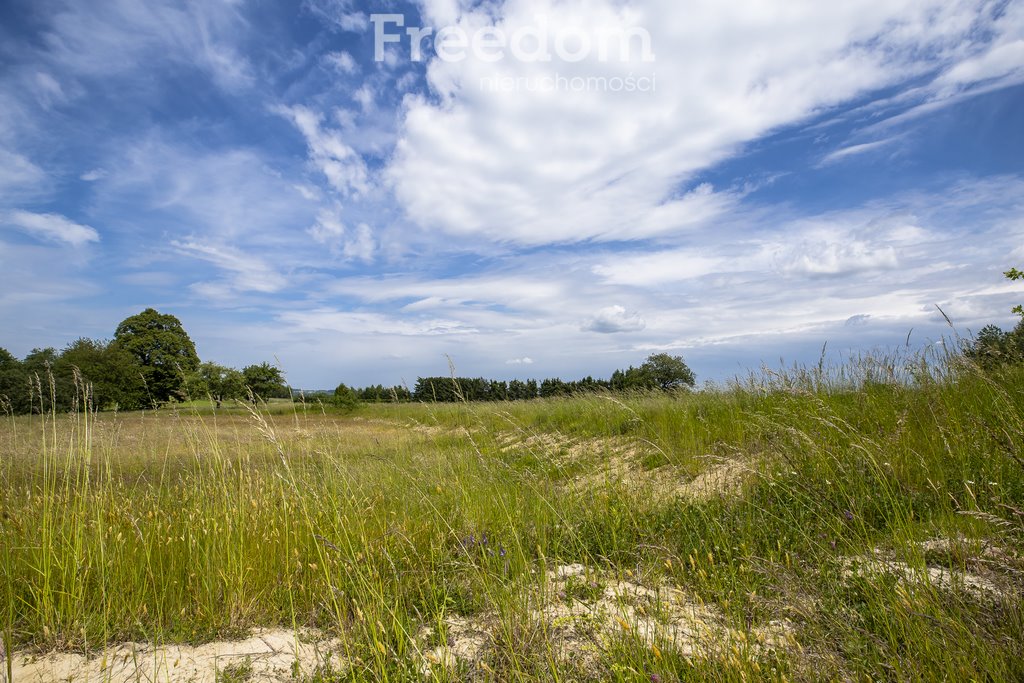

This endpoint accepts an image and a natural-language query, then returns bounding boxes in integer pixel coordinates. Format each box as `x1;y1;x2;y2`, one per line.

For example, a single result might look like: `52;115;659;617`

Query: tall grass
1;348;1023;680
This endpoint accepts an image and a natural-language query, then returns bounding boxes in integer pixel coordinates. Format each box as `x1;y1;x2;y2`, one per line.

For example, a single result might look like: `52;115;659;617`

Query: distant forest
7;290;1022;415
0;308;696;415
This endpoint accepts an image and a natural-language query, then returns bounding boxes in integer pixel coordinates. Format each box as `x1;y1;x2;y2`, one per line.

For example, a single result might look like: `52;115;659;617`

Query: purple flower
650;675;662;683
844;510;854;521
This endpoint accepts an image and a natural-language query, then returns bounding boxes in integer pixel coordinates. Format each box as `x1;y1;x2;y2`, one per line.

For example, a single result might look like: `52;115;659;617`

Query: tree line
333;352;697;406
0;308;288;414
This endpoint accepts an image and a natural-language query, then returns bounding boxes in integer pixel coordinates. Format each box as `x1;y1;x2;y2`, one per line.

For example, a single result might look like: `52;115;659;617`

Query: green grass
1;350;1023;680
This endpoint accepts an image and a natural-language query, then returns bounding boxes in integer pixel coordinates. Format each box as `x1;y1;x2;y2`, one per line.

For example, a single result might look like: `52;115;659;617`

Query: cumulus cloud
506;357;534;365
583;305;646;334
4;210;99;247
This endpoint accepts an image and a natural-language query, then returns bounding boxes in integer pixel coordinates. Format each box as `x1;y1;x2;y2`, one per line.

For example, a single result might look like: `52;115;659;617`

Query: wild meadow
1;348;1023;681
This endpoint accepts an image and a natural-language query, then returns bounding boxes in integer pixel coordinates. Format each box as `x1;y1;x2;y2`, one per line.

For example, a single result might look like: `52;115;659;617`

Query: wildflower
844;510;854;521
650;675;663;683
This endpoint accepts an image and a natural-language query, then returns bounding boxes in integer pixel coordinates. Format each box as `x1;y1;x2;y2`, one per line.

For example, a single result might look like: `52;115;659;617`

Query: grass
1;349;1023;680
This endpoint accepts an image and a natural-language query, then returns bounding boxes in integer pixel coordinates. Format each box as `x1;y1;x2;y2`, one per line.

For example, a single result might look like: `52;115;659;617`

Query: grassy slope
1;356;1023;681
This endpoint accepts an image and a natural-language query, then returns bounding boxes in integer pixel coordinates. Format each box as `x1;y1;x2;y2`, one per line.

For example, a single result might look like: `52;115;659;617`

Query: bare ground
5;629;340;683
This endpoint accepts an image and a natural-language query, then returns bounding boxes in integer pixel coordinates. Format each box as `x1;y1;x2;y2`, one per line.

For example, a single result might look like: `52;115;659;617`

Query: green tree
0;348;28;414
59;338;146;410
22;348;74;412
332;382;360;411
1007;268;1024;317
640;353;696;390
242;362;289;401
611;354;696;391
114;309;200;406
186;362;246;407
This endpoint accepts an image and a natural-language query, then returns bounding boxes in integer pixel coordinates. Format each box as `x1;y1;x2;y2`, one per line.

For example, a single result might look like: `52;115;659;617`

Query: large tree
114;308;200;406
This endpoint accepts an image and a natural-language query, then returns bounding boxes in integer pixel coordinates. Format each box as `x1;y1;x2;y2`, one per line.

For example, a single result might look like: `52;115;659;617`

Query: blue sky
1;0;1022;389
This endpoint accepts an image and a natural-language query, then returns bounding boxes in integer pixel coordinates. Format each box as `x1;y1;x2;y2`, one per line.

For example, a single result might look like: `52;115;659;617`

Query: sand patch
841;539;1020;601
6;629;341;683
417;564;795;677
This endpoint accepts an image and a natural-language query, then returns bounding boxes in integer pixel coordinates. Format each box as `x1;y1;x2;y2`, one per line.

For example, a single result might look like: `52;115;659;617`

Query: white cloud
40;0;254;91
80;168;107;182
820;137;900;165
278;308;479;337
343;223;376;262
276;105;371;197
846;314;872;326
384;0;1015;246
4;210;99;247
783;240;900;277
172;239;287;293
506;357;535;365
32;72;65;107
353;85;375;112
858;2;1024;130
305;0;367;31
583;305;646;334
593;251;726;287
324;51;358;74
0;149;47;199
307;209;377;262
99;136;316;244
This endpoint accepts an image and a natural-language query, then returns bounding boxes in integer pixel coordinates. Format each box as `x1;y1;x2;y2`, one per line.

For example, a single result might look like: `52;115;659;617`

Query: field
2;353;1024;681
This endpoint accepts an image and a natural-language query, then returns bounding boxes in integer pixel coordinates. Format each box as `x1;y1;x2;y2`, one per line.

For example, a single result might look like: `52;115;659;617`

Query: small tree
332;382;360;411
242;362;289;401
